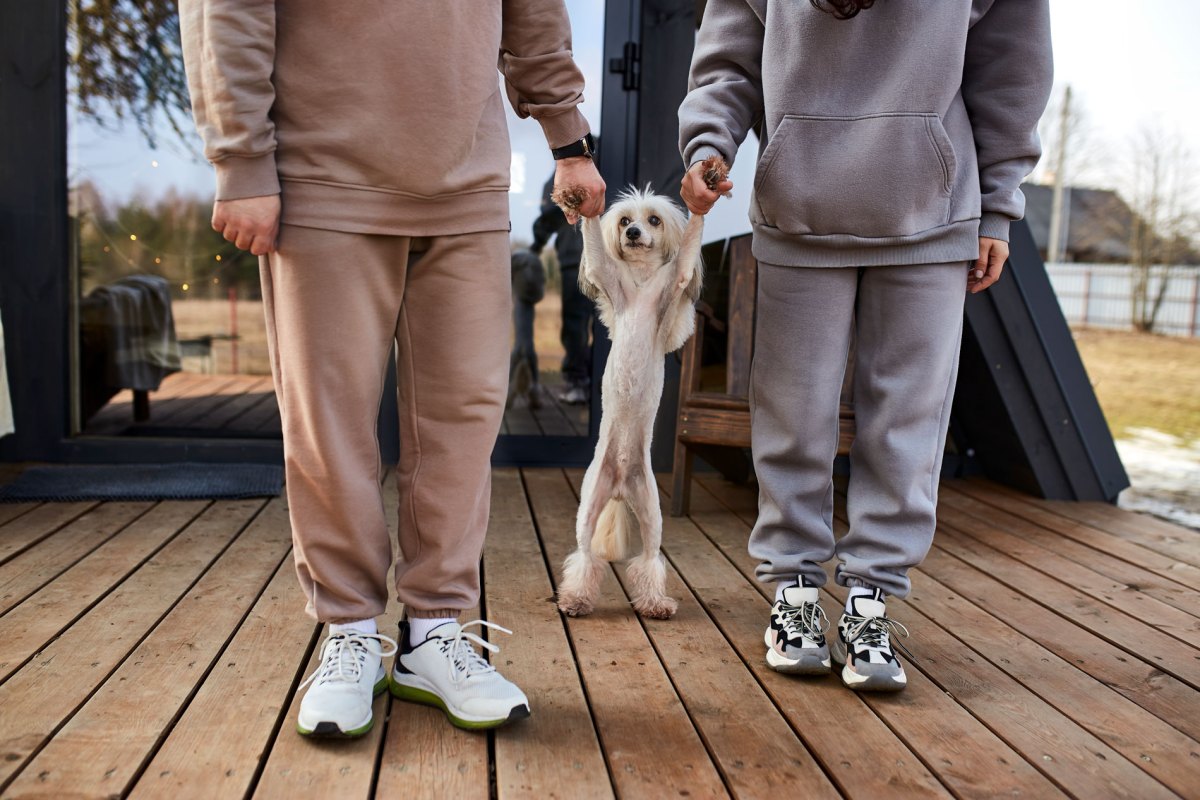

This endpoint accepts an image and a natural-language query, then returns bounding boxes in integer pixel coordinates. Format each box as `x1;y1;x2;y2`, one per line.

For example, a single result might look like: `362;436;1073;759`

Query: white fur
557;188;704;620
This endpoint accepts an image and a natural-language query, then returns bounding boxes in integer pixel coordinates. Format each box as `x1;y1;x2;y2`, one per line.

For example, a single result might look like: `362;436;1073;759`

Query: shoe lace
780;600;829;640
438;619;513;686
844;613;917;663
299;630;398;689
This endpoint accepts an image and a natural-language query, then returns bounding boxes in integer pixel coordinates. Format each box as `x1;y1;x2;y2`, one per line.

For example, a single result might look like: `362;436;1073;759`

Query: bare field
170;292;574;377
1072;327;1200;442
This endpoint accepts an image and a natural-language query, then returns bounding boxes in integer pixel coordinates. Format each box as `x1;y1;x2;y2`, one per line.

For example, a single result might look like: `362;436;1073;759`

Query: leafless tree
1125;126;1198;332
68;0;191;148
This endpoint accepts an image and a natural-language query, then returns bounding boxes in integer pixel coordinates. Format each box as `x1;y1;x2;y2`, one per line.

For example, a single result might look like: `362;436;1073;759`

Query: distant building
1022;182;1134;263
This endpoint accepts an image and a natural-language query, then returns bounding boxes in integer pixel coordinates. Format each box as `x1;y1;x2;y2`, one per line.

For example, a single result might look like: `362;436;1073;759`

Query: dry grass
172;298;272;375
170;293;576;378
1072;327;1200;442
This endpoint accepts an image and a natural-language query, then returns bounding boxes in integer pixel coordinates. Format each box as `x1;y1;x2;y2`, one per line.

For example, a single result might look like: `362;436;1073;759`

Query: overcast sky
71;0;1200;246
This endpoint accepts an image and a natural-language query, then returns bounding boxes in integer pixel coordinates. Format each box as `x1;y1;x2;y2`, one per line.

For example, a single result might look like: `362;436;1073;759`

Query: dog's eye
619;217;631;227
648;216;661;227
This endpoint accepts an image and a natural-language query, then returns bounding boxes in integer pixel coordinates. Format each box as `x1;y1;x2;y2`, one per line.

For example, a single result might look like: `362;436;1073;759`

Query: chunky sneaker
390;619;531;730
764;582;831;675
297;629;398;737
830;589;911;692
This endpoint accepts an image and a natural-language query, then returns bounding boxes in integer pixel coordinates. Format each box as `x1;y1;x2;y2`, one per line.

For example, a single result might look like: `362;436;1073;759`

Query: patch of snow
1115;428;1200;531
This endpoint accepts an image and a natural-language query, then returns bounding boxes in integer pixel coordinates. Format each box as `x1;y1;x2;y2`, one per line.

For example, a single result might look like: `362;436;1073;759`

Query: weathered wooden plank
0;499;265;788
931;522;1200;690
821;569;1178;800
903;561;1200;797
949;480;1200;594
523;468;727;799
942;485;1200;620
506;405;542;436
487;469;611;800
197;376;276;430
965;478;1200;570
4;498;293;798
935;499;1200;649
376;465;490;800
375;603;490;800
0;501;152;616
530;393;577;437
676;476;1063;800
658;482;964;798
252;628;390;800
148;374;244;425
0;500;208;683
0;501;98;565
918;545;1200;743
129;554;318;800
0;501;37;527
563;470;840;800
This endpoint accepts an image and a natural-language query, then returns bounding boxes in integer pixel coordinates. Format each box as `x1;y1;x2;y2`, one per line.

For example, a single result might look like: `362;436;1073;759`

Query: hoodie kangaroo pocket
753;113;957;238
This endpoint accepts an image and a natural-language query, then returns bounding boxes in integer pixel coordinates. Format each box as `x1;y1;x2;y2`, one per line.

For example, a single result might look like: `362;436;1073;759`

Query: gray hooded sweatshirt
679;0;1053;268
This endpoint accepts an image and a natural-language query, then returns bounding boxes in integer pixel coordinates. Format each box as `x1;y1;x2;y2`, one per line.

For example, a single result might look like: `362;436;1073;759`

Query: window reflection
70;1;275;438
502;0;603;436
68;0;608;441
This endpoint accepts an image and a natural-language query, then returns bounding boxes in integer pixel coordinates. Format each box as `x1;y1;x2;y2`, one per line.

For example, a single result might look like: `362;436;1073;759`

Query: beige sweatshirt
179;0;591;237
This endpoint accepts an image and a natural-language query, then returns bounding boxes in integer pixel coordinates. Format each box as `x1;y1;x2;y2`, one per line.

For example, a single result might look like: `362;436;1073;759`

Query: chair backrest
724;234;757;399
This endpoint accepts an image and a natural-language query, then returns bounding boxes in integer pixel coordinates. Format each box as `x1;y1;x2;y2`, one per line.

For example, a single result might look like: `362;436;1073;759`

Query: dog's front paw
557;592;595;617
633;595;678;619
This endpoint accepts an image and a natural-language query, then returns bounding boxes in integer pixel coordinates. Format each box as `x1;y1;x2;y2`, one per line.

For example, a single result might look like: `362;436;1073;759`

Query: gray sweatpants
748;261;967;598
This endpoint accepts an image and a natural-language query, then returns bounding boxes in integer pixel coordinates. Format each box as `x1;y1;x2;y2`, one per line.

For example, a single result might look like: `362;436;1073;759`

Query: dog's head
601;186;689;268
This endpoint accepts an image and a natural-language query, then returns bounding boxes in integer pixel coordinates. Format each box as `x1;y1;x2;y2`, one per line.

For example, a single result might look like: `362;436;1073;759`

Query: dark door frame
0;0;640;467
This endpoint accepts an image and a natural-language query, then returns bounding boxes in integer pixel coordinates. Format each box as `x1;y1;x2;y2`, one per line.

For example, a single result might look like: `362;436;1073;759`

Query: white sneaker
390;619;531;730
829;589;911;692
296;629;398;737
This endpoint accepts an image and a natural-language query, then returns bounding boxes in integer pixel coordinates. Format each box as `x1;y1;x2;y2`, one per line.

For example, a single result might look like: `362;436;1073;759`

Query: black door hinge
608;42;640;91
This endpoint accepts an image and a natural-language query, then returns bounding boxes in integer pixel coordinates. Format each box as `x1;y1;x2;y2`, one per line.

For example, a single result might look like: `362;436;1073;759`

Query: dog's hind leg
557;460;612;617
624;465;677;619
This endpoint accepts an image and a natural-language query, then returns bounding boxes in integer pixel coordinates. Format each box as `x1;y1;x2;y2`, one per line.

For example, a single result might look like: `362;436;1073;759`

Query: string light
215;254;222;262
154;257;161;264
129;234;137;241
182;283;190;291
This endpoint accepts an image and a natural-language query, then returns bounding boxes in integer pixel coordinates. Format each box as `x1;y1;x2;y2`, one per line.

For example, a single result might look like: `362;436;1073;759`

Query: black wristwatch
551;133;596;161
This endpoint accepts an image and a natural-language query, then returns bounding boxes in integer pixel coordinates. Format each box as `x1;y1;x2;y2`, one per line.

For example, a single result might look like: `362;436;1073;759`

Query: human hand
680;159;733;215
212;194;281;256
554;156;606;224
969;237;1008;293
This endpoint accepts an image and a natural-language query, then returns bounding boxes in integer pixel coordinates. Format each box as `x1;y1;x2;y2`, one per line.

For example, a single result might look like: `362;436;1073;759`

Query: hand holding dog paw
681;158;733;216
554;156;606;224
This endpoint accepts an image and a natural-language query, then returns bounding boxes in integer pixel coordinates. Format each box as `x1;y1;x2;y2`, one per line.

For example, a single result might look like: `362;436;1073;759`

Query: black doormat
0;463;284;502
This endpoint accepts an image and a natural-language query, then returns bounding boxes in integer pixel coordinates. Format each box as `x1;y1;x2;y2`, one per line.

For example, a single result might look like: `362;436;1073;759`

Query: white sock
329;618;377;636
408;616;456;646
774;581;798;604
846;586;877;614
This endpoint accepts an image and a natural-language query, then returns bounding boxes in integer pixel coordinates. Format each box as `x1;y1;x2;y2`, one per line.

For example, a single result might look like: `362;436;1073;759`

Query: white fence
1045;263;1200;338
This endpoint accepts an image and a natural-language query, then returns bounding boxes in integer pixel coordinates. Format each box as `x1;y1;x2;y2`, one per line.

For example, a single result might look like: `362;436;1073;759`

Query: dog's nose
626;226;641;241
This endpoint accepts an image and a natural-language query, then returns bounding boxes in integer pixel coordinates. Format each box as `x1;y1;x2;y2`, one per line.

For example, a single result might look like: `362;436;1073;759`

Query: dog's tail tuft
591;498;640;562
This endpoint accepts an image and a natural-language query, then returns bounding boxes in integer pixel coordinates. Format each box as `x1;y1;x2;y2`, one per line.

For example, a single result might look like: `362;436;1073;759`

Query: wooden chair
670;233;855;516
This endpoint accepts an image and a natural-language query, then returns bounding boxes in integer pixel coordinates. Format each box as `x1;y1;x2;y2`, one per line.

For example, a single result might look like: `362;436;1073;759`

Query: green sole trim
389;681;519;731
295;679;387;738
296;716;375;738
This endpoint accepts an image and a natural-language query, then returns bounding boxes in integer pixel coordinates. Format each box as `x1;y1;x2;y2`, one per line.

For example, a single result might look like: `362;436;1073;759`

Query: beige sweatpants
260;223;512;623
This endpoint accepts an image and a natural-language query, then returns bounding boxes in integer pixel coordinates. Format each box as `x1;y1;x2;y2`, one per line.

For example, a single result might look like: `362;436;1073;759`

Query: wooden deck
0;469;1197;799
85;372;589;438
